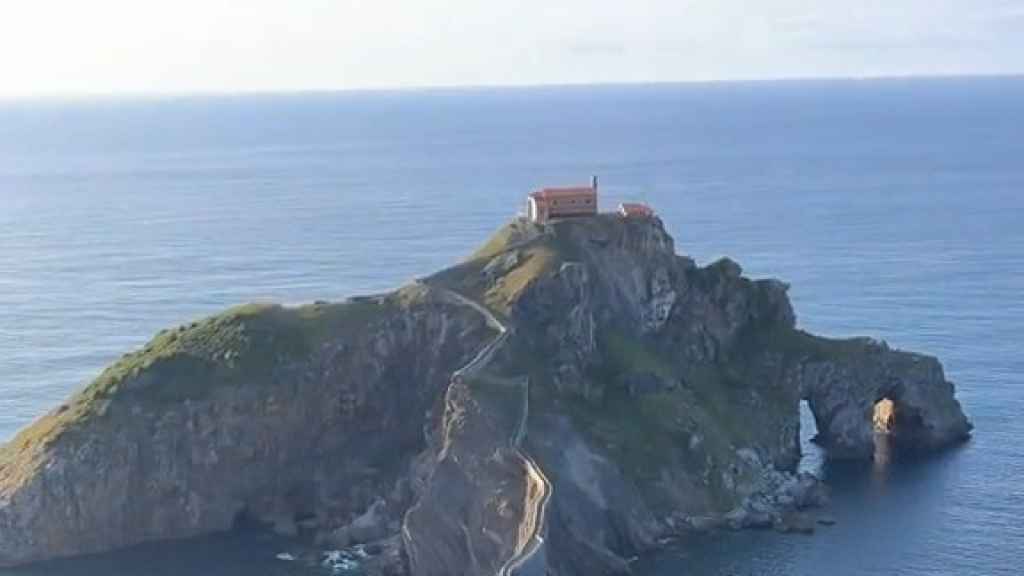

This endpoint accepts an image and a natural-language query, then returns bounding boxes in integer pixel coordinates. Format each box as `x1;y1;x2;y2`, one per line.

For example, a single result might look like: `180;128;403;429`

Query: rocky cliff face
0;215;971;573
793;335;972;459
0;286;492;567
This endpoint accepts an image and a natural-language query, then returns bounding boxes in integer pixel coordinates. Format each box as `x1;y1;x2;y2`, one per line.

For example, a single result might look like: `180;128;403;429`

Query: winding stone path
431;285;552;576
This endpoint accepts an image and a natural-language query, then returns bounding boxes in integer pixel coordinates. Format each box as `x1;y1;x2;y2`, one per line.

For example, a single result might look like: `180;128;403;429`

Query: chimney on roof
592;175;598;191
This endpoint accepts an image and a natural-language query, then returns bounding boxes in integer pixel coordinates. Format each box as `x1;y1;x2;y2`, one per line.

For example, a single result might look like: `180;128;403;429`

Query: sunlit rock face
874;398;896;433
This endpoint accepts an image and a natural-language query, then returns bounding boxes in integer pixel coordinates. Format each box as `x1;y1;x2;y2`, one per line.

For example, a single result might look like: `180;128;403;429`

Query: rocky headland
0;215;971;574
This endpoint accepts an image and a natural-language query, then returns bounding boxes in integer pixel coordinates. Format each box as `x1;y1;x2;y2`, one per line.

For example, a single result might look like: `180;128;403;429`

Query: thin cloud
565;40;627;56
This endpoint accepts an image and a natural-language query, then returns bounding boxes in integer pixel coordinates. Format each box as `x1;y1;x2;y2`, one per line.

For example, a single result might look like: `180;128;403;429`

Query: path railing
430;284;552;576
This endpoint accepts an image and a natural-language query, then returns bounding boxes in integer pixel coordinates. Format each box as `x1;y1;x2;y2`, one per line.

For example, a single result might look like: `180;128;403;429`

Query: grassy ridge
428;219;562;318
0;292;413;488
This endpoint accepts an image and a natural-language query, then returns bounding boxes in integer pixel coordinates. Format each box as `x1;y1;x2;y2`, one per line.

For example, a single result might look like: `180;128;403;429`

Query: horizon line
2;72;1023;104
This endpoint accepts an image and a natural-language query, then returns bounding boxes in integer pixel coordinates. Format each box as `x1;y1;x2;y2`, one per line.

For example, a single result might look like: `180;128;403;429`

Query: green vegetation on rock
0;292;417;484
428;220;562;318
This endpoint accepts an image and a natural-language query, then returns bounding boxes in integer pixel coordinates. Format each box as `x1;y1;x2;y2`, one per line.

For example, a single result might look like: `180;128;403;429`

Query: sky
1;0;1022;97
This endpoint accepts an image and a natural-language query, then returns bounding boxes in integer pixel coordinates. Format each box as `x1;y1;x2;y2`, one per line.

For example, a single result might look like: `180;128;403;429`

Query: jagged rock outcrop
0;214;971;573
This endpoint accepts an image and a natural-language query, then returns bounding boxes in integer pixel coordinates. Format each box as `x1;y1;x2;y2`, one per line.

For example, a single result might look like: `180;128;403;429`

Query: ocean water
1;78;1022;575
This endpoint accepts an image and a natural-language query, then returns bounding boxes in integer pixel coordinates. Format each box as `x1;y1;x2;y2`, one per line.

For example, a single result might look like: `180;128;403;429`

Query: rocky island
0;214;971;574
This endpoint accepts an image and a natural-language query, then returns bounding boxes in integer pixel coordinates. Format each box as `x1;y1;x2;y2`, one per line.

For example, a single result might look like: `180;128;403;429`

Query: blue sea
1;77;1022;575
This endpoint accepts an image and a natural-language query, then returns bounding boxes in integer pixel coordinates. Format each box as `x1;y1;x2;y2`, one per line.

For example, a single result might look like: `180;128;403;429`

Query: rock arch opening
801;388;946;461
872;397;897;465
873;398;896;434
873;395;930;458
799;399;827;472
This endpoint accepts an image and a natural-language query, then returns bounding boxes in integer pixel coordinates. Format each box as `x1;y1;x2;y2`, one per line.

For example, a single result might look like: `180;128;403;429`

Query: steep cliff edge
0;215;971;572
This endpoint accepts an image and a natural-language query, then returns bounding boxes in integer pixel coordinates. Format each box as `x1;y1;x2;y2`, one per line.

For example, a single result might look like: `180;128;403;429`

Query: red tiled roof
530;186;596;200
619;202;654;216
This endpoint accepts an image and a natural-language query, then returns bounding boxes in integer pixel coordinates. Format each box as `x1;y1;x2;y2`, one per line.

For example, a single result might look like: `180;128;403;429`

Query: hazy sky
1;0;1022;97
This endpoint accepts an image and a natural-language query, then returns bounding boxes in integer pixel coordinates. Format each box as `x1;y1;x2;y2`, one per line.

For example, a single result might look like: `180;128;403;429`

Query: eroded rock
795;337;973;459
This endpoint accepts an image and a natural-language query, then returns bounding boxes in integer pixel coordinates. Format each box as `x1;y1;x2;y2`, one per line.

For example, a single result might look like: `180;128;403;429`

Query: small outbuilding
618;202;655;219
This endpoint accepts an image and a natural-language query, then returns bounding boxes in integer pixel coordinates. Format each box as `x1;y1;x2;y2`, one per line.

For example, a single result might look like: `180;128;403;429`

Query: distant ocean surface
1;77;1022;575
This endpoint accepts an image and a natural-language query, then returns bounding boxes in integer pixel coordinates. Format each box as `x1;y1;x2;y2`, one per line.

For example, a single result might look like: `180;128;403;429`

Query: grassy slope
427;219;562;319
1;218;552;492
0;287;430;490
553;321;808;509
